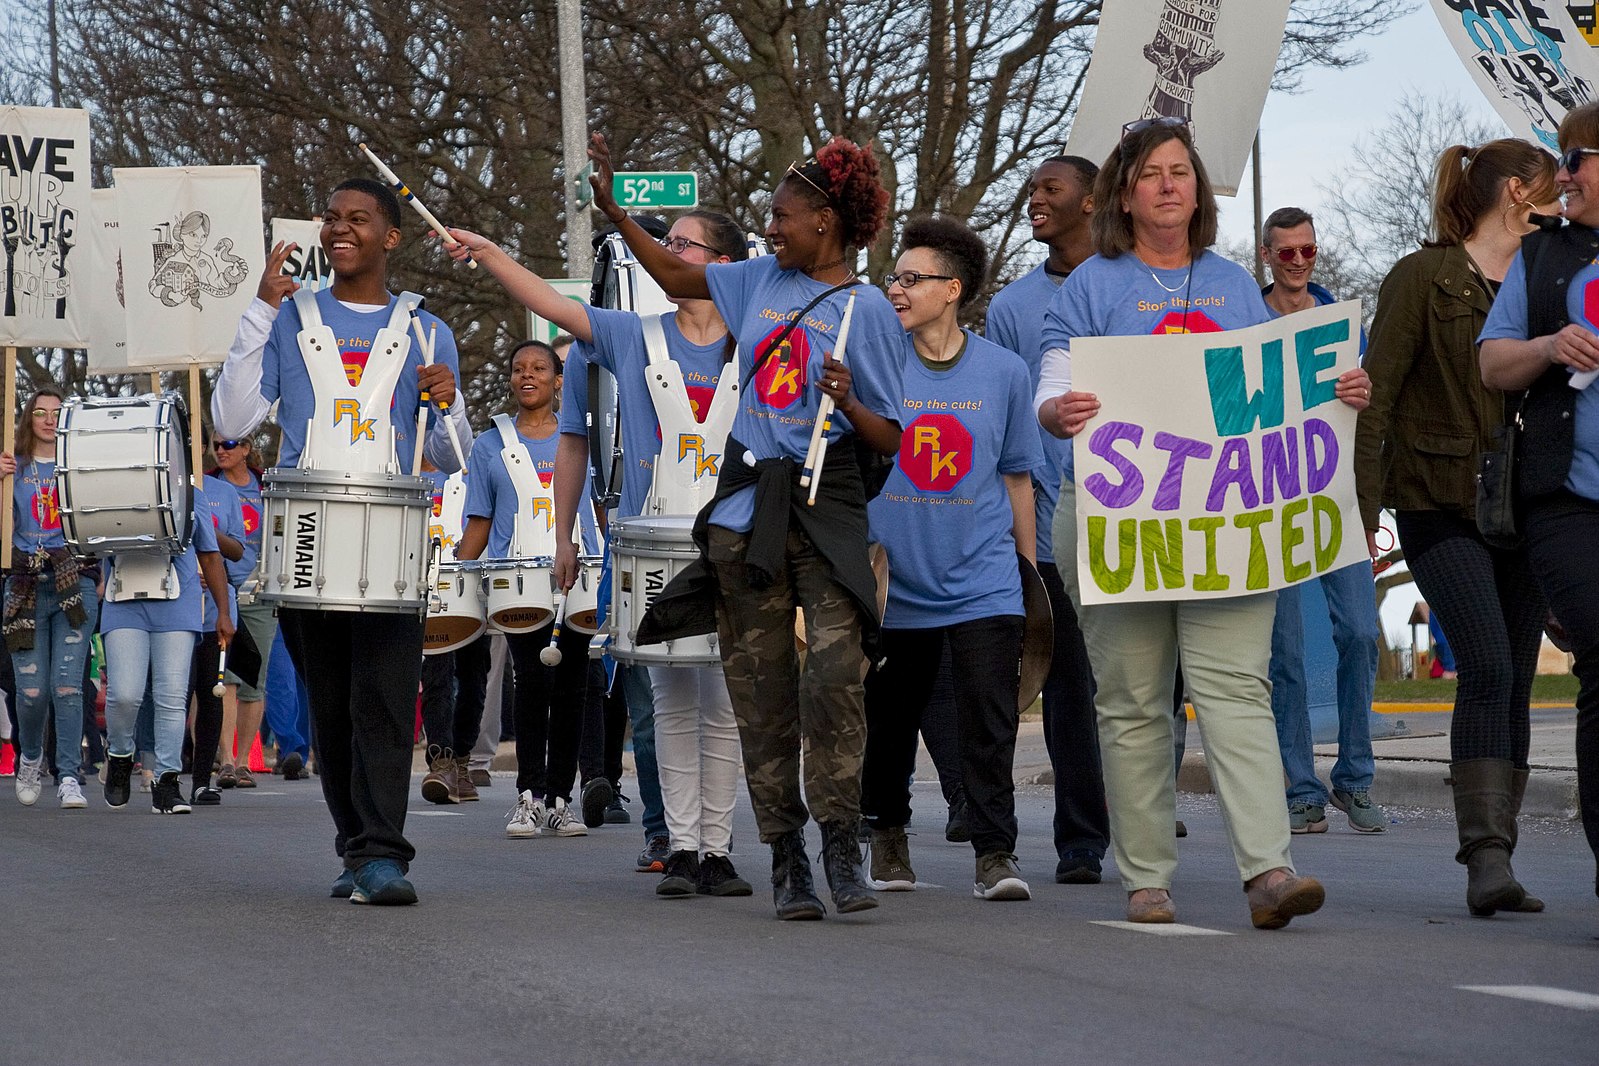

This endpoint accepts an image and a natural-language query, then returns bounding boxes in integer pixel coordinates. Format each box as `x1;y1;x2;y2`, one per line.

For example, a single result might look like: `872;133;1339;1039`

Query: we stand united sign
1071;302;1367;605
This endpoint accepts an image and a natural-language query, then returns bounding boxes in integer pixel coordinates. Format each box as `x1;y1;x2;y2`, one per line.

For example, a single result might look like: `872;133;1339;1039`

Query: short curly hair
782;137;891;251
900;216;987;308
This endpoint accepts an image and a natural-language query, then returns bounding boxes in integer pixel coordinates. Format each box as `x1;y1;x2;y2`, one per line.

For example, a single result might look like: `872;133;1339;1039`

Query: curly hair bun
815;137;891;251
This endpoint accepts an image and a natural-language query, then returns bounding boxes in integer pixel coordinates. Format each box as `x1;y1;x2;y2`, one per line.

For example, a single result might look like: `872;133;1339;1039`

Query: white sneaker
544;797;587;837
58;777;87;809
15;756;44;806
506;790;544;839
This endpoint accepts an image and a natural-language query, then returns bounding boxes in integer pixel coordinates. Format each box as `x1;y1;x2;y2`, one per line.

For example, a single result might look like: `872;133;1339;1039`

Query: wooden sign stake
1;346;14;571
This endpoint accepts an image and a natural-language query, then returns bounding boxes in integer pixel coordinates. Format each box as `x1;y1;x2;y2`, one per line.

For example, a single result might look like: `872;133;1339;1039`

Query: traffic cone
0;739;15;777
248;733;268;774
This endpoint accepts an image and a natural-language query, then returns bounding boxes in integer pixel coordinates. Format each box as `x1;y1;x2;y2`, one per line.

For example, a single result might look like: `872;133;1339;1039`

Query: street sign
527;278;590;346
612;171;698;210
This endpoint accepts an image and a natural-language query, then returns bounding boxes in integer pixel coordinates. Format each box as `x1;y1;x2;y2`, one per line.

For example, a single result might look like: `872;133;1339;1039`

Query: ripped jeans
10;576;99;779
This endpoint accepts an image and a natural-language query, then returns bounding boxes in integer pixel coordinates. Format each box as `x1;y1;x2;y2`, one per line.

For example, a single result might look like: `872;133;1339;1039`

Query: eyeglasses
30;409;60;421
883;271;957;289
658;235;720;256
215;439;245;450
1120;115;1189;143
1271;244;1317;263
785;160;834;202
1558;146;1599;175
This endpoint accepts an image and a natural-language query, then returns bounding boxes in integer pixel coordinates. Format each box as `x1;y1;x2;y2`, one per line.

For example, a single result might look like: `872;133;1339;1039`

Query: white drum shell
610;514;719;666
483;558;555;633
258;468;431;613
424;560;486;655
56;394;191;556
564;557;604;636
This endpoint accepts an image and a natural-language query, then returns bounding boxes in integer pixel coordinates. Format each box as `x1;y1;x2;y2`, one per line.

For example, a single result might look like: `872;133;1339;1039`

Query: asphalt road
4;775;1596;1065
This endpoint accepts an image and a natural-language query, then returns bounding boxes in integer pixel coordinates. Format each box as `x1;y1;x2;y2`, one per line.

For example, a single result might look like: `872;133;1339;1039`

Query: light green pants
1054;478;1295;891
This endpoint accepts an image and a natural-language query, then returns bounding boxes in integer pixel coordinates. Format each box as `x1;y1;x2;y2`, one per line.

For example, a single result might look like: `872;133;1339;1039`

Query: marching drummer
454;340;600;842
860;217;1043;901
213;177;469;906
445;210;757;897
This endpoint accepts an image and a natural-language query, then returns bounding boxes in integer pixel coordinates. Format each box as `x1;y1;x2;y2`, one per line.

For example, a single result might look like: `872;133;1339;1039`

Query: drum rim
263;466;435;491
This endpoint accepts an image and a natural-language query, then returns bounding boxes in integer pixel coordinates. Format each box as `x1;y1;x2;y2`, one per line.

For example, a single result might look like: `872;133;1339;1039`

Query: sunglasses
1558;146;1599;175
215;439;245;450
1271;244;1317;263
1120;115;1189;142
658;235;720;256
883;271;956;289
785;160;834;202
30;408;60;421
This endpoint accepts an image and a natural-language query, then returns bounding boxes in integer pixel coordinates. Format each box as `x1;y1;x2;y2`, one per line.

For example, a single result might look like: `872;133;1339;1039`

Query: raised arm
587;133;712;300
443;229;595;345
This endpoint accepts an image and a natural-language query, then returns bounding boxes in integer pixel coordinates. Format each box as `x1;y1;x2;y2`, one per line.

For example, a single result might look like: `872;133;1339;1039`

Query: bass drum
55;392;193;556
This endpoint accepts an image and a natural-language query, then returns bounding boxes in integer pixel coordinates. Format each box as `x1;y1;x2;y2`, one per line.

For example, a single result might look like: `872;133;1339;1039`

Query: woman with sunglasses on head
572;132;908;921
862;216;1043;902
1479;107;1599;903
1357;137;1559;918
1;387;101;809
1037;118;1369;929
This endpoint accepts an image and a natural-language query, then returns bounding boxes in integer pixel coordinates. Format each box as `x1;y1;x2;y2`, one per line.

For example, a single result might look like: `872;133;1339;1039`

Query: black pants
1037;561;1111;858
279;608;423;870
418;635;491;756
576;658;614;786
1396;510;1545;765
187;631;223;789
863;615;1025;855
1523;491;1599;874
917;645;962;805
507;623;593;803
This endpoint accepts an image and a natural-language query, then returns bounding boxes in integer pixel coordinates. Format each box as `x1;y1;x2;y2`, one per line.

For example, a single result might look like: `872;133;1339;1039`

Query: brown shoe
1245;870;1325;930
420;746;458;805
454;757;479;802
1127;888;1176;924
233;767;257;789
469;767;492;788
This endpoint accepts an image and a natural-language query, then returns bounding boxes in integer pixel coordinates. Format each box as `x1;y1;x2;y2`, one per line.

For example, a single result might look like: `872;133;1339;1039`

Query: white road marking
411;810;465;817
235;790;287;796
1090;920;1234;936
1458;986;1599;1011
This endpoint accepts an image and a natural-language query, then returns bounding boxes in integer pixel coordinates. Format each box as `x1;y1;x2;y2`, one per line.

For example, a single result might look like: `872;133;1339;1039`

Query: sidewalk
1013;705;1582;821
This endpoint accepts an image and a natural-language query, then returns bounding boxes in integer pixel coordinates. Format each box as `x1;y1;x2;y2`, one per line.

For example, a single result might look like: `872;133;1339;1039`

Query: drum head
1018;554;1053;713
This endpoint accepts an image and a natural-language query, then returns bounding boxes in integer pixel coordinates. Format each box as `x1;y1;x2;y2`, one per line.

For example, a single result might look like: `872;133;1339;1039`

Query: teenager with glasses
1480;104;1599;904
1356;138;1559;917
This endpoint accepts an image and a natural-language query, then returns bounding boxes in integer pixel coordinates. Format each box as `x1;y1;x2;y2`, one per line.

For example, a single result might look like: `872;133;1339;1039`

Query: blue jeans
619;662;666;840
104;628;197;777
10;576;98;776
1269;562;1380;803
264;627;311;760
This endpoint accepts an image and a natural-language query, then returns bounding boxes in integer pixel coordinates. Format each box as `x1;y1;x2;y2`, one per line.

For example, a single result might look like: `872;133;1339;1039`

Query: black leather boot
820;820;879;913
1506;766;1545;913
771;830;825;921
1451;759;1527;917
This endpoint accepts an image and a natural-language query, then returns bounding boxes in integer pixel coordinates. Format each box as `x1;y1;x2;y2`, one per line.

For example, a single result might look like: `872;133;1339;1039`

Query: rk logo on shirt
899;413;972;493
753;324;809;410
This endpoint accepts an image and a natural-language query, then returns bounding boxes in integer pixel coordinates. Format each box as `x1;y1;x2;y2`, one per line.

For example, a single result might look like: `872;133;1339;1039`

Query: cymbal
1018;554;1054;712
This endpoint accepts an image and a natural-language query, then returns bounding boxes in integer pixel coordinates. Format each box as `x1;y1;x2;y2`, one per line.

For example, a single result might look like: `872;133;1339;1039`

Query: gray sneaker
1288;801;1328;834
974;852;1031;901
1331;789;1387;833
869;826;916;891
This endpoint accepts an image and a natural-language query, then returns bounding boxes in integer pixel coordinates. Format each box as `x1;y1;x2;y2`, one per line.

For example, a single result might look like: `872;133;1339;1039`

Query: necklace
806;257;848;279
1148;264;1191;293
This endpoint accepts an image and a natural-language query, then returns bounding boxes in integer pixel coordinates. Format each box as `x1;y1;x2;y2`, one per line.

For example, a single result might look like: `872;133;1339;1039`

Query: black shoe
279;752;305;781
698;853;753;897
1055;849;1103;885
771;831;825;920
104;753;134;808
820;820;879;914
604;790;632;825
580;776;614;829
152;771;192;814
191;783;222;807
656;850;700;897
945;795;971;843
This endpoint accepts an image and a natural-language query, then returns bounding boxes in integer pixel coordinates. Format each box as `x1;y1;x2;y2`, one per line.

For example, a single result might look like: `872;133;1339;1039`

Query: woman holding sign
1036;118;1370;929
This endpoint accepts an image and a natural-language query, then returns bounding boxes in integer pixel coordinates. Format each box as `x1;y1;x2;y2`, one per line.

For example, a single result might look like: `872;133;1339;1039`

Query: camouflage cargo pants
708;524;870;842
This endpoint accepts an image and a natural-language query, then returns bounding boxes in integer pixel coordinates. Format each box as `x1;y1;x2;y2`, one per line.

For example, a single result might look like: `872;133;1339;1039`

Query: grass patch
1375;674;1580;704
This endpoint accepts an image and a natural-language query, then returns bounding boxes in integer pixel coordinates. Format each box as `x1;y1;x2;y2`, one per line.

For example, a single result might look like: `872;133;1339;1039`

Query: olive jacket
1354;243;1512;530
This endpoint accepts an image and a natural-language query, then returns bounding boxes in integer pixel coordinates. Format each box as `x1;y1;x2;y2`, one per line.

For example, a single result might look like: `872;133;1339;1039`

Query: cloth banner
0;106;93;348
115;165;263;368
1071;301;1367;605
270;217;331;292
1428;1;1599;152
1064;0;1290;196
85;188;128;375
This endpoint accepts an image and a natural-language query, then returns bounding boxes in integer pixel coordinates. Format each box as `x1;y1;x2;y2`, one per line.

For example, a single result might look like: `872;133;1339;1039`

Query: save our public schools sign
1070;301;1368;606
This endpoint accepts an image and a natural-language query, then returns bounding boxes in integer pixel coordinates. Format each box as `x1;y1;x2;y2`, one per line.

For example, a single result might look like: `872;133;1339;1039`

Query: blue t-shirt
869;332;1044;628
1479;250;1599;501
11;457;65;553
464;425;597;559
197;475;245;629
1262;280;1368;355
101;492;220;635
557;306;731;520
703;257;909;531
218;467;265;557
259;288;459;469
987;262;1072;563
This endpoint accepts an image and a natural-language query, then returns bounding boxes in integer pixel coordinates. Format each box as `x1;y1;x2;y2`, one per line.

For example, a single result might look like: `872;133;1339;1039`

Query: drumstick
212;643;229;697
802;290;856;503
540;592;568;666
357;142;478;269
409;312;470;474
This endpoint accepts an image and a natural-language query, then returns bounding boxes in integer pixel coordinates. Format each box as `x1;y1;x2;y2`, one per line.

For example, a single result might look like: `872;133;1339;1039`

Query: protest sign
0;106;92;348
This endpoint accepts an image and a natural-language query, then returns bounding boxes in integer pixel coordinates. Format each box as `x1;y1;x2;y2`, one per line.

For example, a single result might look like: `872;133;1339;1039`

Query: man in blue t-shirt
985;155;1110;885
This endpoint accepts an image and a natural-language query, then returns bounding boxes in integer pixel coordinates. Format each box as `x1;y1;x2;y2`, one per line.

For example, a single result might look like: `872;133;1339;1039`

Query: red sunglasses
1271;244;1317;263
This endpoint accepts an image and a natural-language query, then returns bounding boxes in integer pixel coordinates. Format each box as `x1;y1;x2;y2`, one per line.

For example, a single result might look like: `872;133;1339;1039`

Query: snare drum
563;556;604;635
56;393;192;556
610;514;719;666
425;560;486;655
483;558;555;633
258;467;431;613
